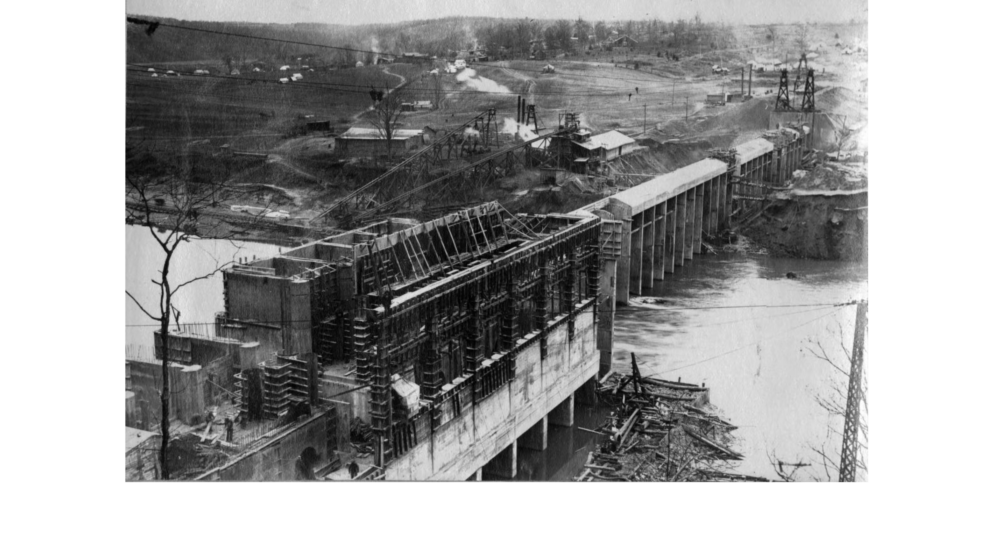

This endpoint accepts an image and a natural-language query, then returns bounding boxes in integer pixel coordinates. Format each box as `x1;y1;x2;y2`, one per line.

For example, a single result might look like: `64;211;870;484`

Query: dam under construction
124;108;865;482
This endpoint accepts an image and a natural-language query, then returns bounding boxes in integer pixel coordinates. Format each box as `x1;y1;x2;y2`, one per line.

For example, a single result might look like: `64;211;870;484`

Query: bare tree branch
170;259;237;296
806;342;848;376
126;290;163;322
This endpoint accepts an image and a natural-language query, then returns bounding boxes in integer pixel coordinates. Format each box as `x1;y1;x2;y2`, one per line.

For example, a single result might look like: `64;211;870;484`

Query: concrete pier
653;202;667;280
709;176;720;234
685;188;696;260
597;259;616;376
694;184;704;254
641;208;655;289
607;200;632;303
675;193;687;268
666;197;677;272
549;393;575;427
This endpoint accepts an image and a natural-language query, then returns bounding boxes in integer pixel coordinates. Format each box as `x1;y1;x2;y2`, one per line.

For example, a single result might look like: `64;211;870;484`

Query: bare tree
832;115;860;161
768;322;868;482
363;76;408;160
125;142;269;479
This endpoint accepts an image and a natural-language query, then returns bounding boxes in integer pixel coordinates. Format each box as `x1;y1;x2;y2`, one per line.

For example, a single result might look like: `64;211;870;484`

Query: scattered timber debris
575;353;767;482
350;418;374;455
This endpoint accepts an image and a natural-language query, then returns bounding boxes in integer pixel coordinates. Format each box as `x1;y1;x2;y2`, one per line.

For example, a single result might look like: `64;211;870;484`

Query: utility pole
839;299;868;482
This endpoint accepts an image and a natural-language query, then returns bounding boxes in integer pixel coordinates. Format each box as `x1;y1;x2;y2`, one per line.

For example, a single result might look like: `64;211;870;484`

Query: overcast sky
126;0;867;26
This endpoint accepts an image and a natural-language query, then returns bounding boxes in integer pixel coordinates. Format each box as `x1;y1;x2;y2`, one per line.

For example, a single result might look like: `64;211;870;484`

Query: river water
126;226;867;481
516;254;867;482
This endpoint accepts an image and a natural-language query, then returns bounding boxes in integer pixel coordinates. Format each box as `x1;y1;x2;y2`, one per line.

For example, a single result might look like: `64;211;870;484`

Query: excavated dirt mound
742;194;867;261
692;98;773;134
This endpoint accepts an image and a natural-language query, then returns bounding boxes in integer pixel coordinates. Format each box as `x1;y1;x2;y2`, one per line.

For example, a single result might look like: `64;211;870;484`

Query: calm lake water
126;225;867;481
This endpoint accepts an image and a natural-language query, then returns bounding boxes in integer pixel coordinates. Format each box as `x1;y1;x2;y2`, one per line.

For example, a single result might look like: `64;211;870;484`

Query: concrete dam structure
173;124;809;481
210;202;619;480
577;127;807;305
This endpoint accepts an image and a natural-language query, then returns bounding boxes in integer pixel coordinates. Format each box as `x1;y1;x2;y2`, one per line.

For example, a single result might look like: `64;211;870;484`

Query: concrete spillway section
571;135;796;305
577;158;727;303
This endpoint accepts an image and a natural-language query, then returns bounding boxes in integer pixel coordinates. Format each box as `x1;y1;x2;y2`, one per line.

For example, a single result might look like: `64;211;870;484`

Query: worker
224;417;234;442
628;93;632;102
635;86;639;95
348;460;360;479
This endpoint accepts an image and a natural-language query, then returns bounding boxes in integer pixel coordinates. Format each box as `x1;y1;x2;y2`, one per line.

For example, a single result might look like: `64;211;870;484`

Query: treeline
125;14;737;67
476;15;737;57
126;16;491;66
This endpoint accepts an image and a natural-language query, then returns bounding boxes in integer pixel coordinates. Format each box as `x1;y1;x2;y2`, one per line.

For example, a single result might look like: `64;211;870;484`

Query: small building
706;93;731;105
573;130;638;162
335;127;424;157
306;120;331;132
608;35;639;52
422;126;437;144
126;427;160;481
400;52;431;64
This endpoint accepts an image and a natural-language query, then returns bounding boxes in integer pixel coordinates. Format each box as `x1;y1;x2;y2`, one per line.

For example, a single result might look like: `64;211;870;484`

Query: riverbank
736;158;868;261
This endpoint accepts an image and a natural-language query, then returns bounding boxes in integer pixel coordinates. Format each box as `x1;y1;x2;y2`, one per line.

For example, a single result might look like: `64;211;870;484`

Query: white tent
151;73;158;77
147;67;155;72
291;73;303;81
279;77;289;84
253;67;261;72
355;61;364;67
280;65;290;71
230;69;240;75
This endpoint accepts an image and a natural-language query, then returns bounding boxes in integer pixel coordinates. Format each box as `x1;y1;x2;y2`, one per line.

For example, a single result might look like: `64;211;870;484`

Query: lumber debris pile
576;353;763;482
